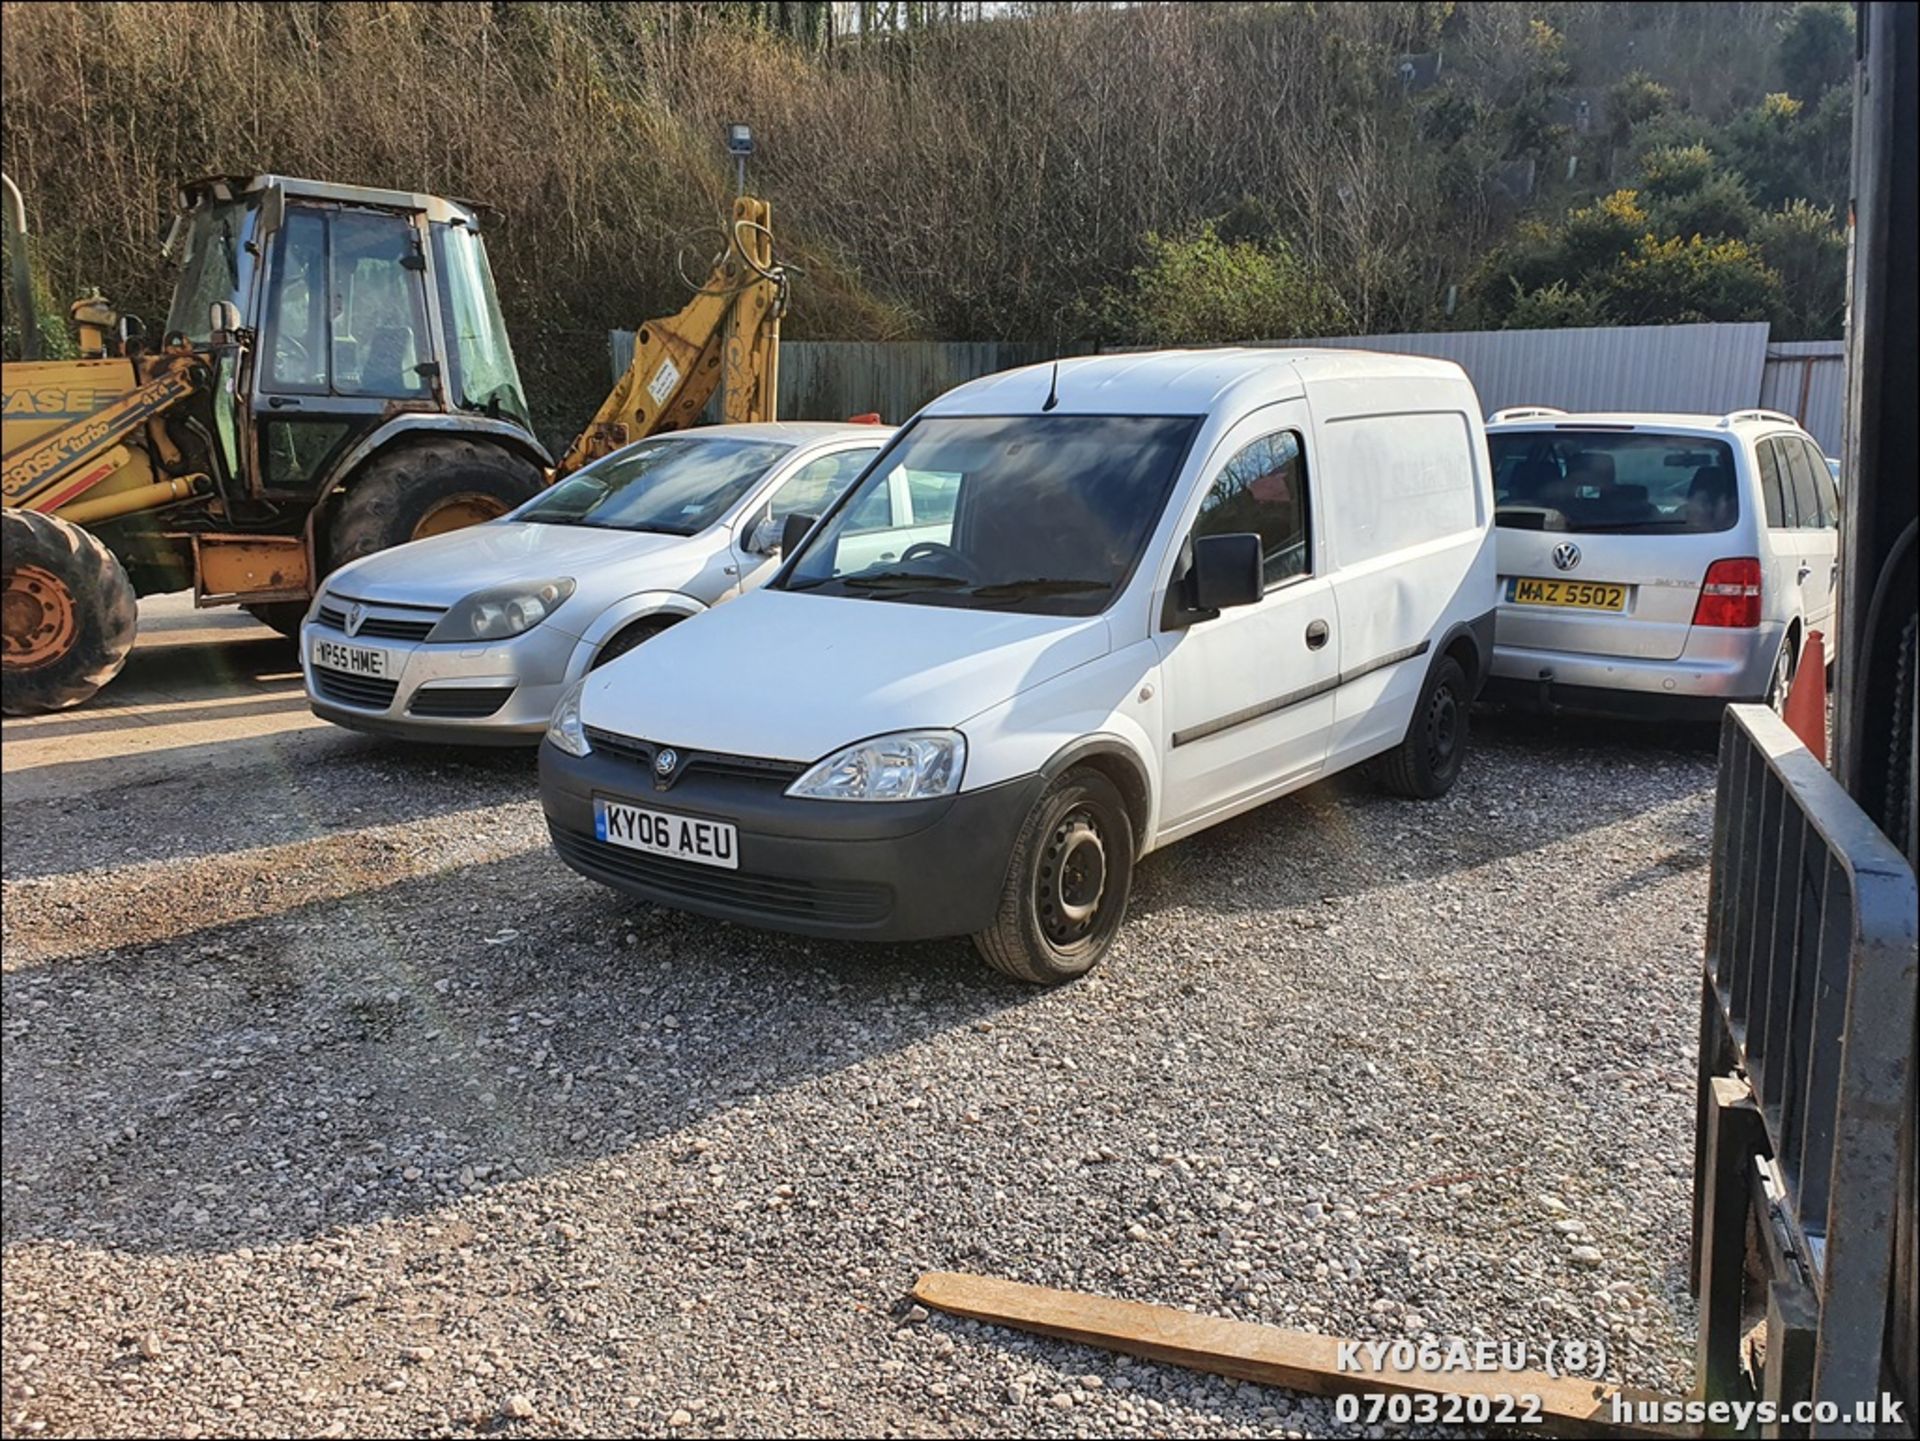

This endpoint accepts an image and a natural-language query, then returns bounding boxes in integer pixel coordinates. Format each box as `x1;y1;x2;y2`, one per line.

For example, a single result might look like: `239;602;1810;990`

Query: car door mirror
1191;532;1263;611
780;511;818;558
745;512;781;556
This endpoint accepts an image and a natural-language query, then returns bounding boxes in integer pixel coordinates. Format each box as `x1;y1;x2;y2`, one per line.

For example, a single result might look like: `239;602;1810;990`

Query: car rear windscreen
1490;430;1740;534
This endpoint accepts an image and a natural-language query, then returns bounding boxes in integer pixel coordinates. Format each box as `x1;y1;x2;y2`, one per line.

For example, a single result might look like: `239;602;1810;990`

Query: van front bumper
539;739;1043;943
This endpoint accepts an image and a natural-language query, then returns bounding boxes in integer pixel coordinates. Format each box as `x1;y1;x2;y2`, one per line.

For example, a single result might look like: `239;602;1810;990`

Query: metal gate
1692;705;1917;1433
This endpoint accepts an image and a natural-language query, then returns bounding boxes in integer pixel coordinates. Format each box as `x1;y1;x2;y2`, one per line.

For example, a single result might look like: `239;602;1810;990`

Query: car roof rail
1721;408;1800;428
1486;405;1568;424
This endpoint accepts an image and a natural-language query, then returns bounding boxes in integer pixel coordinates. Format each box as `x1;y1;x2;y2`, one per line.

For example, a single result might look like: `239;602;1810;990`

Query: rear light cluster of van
1693;557;1763;628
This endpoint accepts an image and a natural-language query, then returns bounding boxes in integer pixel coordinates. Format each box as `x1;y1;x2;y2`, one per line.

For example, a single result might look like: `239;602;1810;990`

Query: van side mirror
780;511;818;558
208;300;242;340
1190;533;1263;611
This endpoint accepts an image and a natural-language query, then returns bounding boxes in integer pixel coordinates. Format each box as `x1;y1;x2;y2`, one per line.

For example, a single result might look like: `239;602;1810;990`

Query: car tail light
1693;557;1763;628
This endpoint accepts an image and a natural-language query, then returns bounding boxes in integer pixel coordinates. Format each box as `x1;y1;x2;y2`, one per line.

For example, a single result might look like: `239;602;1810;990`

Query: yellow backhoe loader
1;164;785;715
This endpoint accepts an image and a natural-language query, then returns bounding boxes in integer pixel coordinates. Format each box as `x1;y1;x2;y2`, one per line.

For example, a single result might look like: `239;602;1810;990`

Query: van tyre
2;508;138;715
973;768;1134;985
328;439;543;569
1376;654;1470;800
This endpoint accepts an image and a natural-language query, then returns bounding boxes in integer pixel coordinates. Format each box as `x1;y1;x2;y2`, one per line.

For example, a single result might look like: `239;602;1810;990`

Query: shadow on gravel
0;852;1027;1255
2;738;540;880
1130;708;1718;922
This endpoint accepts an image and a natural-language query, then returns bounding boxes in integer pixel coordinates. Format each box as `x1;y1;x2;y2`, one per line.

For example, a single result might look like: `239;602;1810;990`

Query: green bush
1650;170;1760;241
1107;224;1349;345
1504;280;1611;330
1753;200;1848;338
1602;234;1782;325
1776;1;1855;100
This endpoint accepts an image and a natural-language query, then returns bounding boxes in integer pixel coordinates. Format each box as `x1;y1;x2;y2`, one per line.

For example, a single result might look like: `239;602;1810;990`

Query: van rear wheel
1376;654;1470;800
973;768;1134;985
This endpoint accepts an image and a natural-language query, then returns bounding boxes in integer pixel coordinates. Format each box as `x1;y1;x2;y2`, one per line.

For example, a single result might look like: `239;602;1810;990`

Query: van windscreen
778;414;1198;616
1490;431;1739;534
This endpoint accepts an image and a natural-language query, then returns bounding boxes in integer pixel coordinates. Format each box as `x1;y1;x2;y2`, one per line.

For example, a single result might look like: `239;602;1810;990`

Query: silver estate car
302;421;893;742
1480;407;1839;720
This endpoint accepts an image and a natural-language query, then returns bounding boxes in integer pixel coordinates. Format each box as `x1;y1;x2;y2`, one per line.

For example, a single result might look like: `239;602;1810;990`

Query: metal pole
3;172;42;361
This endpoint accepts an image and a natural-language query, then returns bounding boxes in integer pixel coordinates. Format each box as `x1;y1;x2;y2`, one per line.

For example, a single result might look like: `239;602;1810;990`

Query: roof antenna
1042;358;1061;412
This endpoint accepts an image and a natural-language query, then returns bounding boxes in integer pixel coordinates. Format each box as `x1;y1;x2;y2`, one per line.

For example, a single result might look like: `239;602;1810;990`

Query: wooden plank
914;1271;1695;1439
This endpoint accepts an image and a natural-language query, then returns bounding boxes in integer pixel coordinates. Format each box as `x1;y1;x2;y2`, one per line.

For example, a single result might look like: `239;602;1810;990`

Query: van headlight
429;578;575;642
546;678;592;757
786;730;965;801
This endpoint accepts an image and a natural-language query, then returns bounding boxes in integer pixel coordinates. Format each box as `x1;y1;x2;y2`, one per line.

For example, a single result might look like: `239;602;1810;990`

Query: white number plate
595;797;738;870
311;639;391;678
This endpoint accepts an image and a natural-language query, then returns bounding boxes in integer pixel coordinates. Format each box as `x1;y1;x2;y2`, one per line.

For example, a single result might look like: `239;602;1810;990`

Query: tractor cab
161;175;540;517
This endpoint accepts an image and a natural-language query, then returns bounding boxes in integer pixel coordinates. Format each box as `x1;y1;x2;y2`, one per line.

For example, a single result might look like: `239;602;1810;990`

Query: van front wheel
973;768;1134;985
1376;654;1470;800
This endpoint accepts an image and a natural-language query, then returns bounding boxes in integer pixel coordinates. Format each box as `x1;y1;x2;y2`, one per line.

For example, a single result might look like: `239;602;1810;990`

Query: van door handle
1305;619;1330;650
1797;564;1812;582
267;396;300;409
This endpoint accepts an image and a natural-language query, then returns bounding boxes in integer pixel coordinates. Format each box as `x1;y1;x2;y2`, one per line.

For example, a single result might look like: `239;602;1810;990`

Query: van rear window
1491;431;1739;534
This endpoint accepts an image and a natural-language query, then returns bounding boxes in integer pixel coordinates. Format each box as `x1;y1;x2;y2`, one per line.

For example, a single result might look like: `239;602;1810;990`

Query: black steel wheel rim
1037;806;1108;947
1425;684;1459;770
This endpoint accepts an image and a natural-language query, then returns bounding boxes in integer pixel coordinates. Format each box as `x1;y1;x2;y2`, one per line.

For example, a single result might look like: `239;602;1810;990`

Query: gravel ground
2;628;1721;1439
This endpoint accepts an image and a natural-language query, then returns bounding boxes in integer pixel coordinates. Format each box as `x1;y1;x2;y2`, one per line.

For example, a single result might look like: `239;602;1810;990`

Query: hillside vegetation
1;1;1852;442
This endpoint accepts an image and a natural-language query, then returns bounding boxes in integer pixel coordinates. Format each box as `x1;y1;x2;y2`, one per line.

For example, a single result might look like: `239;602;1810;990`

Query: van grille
550;824;891;927
583;728;807;789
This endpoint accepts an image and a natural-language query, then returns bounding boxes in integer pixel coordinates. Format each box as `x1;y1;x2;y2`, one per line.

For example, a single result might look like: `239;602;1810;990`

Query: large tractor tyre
2;509;139;715
326;439;544;571
244;602;308;638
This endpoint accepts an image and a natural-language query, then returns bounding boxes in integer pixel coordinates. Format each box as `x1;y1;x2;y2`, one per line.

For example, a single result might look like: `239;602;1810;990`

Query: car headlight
428;578;576;642
546;678;592;757
786;730;965;802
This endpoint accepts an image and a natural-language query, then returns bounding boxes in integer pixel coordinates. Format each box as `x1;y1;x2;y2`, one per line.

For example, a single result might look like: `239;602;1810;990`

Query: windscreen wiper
839;570;969;592
964;577;1109;601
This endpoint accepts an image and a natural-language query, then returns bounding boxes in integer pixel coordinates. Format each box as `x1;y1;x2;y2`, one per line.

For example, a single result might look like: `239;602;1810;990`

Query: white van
540;350;1498;982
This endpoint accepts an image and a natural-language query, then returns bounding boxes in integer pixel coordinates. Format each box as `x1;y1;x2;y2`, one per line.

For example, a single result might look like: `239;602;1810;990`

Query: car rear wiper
964;578;1110;601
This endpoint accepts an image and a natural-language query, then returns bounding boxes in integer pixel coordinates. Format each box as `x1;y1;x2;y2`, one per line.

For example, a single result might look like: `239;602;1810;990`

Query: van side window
1757;440;1789;528
1193;430;1309;588
1780;438;1821;532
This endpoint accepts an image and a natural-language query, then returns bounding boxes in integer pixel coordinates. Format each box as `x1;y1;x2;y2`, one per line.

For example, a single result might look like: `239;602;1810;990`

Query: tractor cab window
329;212;430;398
164;198;250;342
261;207;431;398
431;222;532;429
266;211;329;391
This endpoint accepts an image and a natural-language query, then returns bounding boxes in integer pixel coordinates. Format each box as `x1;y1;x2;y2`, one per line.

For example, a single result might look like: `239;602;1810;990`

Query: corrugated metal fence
609;322;1842;450
1759;340;1846;455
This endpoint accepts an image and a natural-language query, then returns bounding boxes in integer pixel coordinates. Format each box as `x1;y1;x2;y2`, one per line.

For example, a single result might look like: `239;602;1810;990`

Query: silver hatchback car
1481;407;1839;720
302;421;892;742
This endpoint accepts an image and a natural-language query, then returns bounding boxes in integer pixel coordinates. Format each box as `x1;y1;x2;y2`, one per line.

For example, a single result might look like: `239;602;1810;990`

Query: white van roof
922;347;1472;418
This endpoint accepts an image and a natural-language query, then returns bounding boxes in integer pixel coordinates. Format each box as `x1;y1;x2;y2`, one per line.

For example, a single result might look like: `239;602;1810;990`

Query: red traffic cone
1781;629;1828;763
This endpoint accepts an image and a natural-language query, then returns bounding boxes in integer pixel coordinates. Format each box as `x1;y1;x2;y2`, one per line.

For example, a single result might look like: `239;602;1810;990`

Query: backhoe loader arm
3;363;203;513
556;196;784;479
